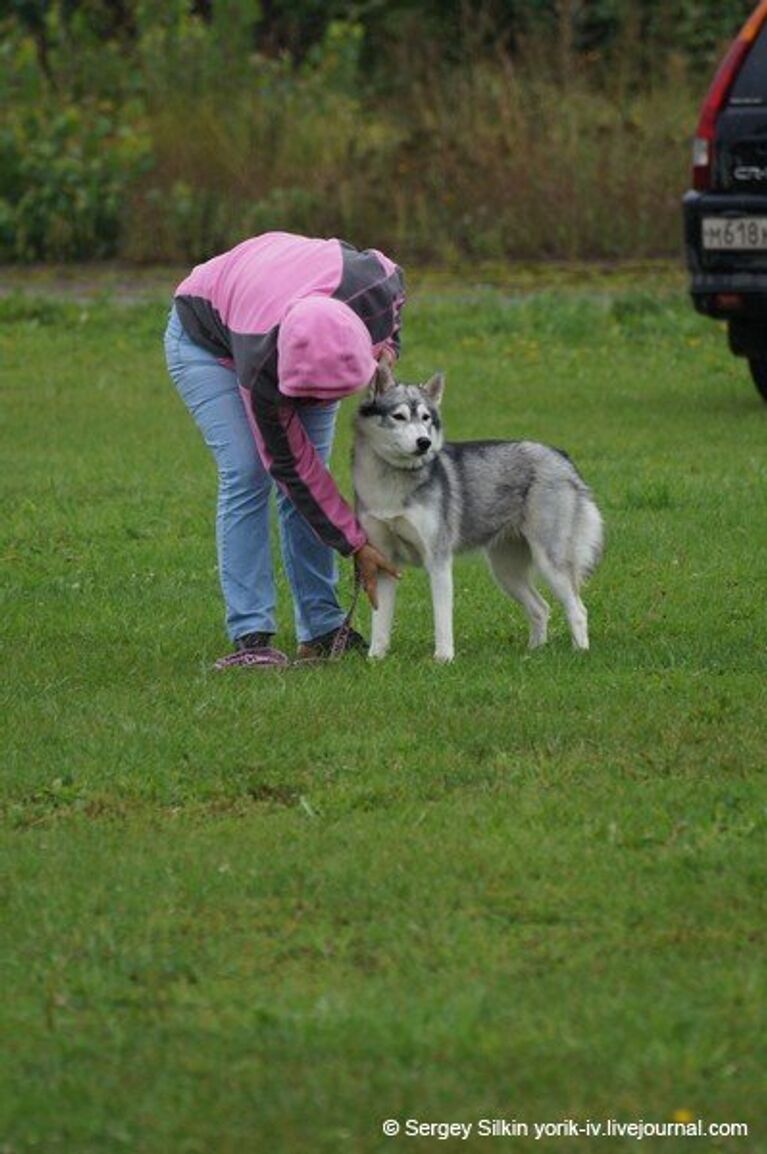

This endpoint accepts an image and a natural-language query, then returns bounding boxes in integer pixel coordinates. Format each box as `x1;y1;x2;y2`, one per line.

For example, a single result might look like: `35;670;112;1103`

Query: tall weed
1;12;703;263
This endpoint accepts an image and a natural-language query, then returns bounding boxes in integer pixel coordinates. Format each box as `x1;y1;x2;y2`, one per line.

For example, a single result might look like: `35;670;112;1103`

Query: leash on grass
327;561;364;662
293;561;364;666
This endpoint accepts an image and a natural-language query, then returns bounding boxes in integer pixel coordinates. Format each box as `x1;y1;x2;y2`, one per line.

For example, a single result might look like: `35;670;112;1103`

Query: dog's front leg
428;558;454;663
368;572;398;659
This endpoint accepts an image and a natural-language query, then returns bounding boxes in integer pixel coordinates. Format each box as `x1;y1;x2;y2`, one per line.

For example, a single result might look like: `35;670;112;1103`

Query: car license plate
702;216;767;249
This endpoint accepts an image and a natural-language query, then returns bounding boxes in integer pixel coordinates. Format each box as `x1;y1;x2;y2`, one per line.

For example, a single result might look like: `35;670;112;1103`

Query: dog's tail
571;492;604;586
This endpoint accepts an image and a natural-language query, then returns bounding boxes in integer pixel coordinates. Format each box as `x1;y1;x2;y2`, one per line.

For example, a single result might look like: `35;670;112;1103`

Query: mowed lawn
1;270;765;1154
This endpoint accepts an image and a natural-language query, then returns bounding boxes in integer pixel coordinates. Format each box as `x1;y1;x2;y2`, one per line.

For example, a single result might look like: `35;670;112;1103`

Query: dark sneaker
235;631;275;652
296;625;368;661
214;631;289;670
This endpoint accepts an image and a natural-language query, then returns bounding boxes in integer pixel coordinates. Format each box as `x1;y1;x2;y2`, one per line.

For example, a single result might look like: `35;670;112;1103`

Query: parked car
683;0;767;401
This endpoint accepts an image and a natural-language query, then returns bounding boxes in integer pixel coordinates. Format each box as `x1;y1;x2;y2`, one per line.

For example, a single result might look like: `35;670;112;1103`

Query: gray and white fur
352;364;604;661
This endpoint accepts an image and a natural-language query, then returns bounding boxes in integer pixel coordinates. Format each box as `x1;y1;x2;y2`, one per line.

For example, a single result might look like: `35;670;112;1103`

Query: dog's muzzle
415;437;431;455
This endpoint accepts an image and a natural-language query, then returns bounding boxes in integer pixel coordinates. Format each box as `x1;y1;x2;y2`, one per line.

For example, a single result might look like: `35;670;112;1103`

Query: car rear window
730;23;767;104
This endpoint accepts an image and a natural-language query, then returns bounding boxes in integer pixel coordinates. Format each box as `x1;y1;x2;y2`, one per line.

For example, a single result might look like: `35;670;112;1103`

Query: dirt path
0;264;185;303
1;260;687;304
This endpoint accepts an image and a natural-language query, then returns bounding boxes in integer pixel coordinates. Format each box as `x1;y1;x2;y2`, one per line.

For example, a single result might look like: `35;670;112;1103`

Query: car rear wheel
748;357;767;402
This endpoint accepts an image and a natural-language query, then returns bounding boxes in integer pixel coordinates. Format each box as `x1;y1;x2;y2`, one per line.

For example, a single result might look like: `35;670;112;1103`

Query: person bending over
164;231;403;665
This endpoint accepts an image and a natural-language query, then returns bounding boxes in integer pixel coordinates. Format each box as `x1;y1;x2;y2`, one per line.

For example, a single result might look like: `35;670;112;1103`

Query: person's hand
355;543;401;610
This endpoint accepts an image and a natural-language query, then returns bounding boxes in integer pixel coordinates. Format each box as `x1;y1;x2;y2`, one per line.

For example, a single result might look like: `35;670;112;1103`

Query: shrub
0;100;152;261
0;4;745;264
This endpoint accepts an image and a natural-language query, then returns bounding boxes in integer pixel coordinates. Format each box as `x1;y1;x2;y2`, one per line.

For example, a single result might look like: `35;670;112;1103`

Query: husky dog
352;364;604;662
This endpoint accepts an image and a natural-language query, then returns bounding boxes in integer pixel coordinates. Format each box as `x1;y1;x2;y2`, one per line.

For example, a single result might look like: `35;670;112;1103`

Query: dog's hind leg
529;544;589;650
485;537;550;649
368;573;398;659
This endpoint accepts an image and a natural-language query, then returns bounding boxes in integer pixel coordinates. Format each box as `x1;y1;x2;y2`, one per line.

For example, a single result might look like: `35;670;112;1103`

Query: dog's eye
392;412;407;422
422;413;431;423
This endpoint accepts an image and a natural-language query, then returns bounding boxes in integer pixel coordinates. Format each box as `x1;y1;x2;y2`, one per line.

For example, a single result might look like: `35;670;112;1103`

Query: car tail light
693;0;767;190
713;293;745;311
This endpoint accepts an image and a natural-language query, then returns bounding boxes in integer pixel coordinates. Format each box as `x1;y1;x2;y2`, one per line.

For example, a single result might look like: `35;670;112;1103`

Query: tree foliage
0;0;758;79
0;0;759;261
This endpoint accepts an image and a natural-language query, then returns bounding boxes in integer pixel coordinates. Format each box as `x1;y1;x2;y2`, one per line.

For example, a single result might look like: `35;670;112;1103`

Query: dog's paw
433;650;454;664
367;647;389;661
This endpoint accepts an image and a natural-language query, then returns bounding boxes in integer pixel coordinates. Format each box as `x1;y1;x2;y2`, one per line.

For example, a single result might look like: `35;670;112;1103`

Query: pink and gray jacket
174;232;405;555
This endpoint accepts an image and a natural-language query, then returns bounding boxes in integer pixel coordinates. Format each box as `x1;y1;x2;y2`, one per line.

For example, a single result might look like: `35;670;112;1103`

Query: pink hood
277;296;377;401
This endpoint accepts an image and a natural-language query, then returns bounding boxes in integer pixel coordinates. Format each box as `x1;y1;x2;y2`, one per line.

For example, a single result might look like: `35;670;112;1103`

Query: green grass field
1;269;765;1153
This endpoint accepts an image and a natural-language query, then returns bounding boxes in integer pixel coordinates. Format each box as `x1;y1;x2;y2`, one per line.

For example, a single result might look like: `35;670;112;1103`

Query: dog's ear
421;371;445;407
372;359;396;396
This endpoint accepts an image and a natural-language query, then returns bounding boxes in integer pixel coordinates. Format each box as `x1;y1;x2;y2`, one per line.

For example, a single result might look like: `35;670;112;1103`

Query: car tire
748;357;767;402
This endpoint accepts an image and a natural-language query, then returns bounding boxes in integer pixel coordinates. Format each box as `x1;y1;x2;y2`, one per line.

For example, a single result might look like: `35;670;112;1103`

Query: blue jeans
164;306;347;644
